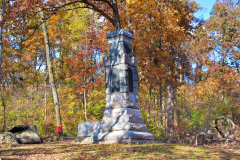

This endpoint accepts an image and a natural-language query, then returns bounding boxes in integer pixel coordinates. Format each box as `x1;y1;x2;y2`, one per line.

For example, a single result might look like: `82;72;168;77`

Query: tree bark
0;0;3;74
39;7;62;132
84;87;88;122
44;74;48;121
2;83;5;132
147;87;151;129
84;31;88;122
159;82;163;126
0;0;5;132
167;79;174;134
111;0;121;30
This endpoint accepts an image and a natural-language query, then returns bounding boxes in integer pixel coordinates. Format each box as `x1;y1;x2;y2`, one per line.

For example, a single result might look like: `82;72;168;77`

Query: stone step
93;131;154;141
95;139;156;144
102;114;144;125
100;122;148;132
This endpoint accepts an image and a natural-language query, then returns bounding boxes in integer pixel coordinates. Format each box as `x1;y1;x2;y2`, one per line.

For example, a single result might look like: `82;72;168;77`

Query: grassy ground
0;140;240;159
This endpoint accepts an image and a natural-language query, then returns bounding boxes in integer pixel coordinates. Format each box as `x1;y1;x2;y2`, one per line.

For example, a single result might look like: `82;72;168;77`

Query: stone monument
93;29;155;144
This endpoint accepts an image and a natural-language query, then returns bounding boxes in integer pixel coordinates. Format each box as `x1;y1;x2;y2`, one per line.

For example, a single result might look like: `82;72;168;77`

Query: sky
191;0;217;70
194;0;217;20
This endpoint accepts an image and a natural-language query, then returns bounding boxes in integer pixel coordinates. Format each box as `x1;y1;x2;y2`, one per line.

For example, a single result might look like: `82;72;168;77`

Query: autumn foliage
0;0;238;141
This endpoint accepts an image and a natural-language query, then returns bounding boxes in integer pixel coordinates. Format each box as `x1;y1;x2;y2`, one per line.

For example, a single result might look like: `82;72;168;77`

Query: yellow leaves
58;86;79;110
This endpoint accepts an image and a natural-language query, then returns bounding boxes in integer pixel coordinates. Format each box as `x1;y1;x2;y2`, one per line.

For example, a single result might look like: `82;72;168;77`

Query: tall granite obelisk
93;29;155;144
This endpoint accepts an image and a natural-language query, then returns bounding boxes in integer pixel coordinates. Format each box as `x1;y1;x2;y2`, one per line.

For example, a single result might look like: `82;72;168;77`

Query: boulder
6;124;41;144
15;129;41;144
0;132;19;145
9;124;37;133
76;122;101;141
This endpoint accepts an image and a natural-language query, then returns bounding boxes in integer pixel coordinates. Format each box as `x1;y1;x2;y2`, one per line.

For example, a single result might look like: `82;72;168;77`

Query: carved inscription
128;68;133;92
112;68;120;93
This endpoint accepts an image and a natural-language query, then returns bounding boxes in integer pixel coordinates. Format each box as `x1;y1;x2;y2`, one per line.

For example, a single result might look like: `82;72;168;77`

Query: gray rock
119;70;128;78
104;108;142;117
129;93;136;102
133;74;138;81
112;100;129;108
111;93;121;102
0;132;19;145
28;124;37;133
94;131;154;141
76;122;101;141
107;100;137;109
96;139;156;144
111;56;118;66
133;81;138;88
135;95;139;101
103;57;110;66
106;95;111;102
134;102;139;108
119;54;130;64
119;64;128;71
8;124;38;133
120;78;129;86
121;93;129;100
102;114;144;125
106;29;134;39
132;67;138;74
106;102;113;109
100;122;148;132
79;136;94;144
120;86;129;92
106;87;111;94
15;130;41;144
105;67;111;73
105;73;111;81
133;88;138;94
131;57;139;66
99;30;155;144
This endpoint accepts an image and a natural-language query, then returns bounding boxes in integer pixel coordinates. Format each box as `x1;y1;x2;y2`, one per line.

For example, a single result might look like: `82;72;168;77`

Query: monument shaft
93;29;155;144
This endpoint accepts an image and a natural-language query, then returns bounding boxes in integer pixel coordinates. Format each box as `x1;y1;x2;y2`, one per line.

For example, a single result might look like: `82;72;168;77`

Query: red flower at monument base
56;125;63;133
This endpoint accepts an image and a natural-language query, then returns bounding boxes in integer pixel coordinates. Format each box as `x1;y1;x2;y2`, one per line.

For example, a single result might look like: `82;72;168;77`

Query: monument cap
106;29;134;39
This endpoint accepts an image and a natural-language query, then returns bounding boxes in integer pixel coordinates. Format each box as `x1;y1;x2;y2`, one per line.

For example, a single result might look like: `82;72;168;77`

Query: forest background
0;0;239;140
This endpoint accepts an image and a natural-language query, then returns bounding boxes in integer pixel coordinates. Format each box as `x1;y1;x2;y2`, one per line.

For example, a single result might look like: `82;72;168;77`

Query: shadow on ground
0;141;240;159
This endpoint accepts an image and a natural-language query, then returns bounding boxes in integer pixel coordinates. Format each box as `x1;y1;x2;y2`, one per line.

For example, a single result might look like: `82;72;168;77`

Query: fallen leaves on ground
0;140;240;159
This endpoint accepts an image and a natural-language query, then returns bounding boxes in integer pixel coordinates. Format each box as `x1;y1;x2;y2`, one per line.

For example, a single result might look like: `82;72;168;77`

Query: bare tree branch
44;0;115;27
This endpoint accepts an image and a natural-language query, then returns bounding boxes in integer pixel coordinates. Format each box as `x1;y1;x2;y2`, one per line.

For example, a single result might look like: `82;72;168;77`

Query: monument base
92;108;156;144
93;131;156;144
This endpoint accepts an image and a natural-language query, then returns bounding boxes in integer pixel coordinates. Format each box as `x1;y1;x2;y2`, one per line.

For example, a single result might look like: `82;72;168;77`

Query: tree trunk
176;67;184;127
81;94;84;109
154;87;157;126
39;7;62;133
0;0;3;73
231;94;235;123
164;82;167;141
147;87;151;129
167;80;174;134
0;1;5;132
159;82;163;126
44;74;48;121
111;0;121;30
84;31;88;122
84;87;88;122
221;86;224;102
2;82;5;132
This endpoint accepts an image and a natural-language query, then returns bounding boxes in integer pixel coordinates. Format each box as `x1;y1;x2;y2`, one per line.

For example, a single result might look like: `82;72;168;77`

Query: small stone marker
93;29;155;144
76;122;101;141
